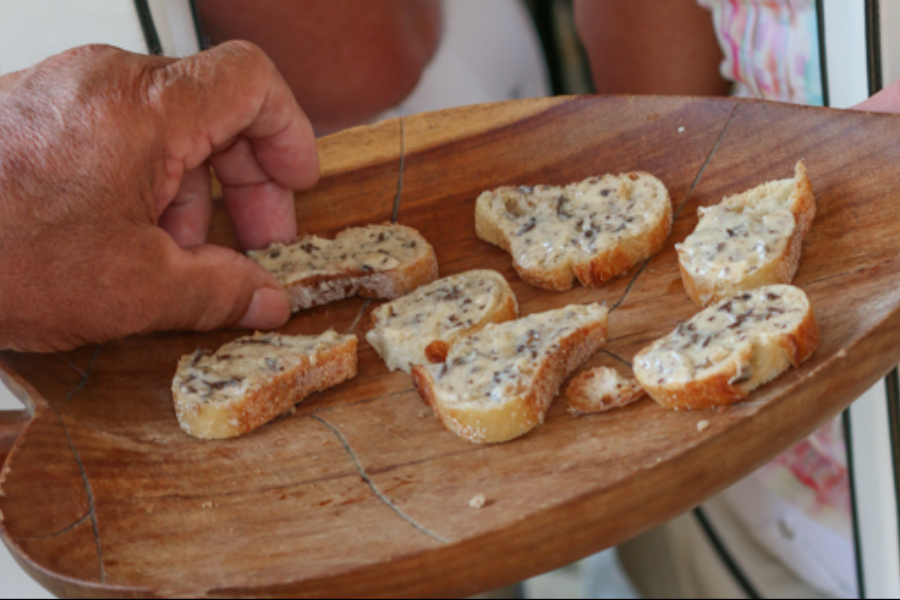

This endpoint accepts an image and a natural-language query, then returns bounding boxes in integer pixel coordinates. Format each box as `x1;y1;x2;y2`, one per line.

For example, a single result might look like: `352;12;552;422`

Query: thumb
149;233;291;333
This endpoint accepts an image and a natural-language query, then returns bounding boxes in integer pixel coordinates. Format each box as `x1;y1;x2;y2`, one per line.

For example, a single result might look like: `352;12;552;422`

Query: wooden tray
3;96;900;598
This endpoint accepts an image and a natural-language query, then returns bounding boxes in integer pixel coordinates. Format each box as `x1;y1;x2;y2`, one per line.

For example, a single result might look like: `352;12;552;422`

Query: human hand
0;42;319;353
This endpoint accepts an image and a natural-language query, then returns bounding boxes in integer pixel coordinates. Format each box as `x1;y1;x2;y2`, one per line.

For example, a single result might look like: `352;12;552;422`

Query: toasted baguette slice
634;285;818;411
248;223;438;312
412;304;608;444
173;331;357;440
366;270;518;373
566;367;646;416
475;173;672;291
676;162;815;306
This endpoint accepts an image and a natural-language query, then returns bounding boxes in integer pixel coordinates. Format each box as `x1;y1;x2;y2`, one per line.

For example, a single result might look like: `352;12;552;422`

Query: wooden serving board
3;96;900;598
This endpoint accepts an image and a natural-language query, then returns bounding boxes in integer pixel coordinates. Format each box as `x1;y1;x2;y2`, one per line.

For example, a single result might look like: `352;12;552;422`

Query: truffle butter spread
366;270;516;373
173;330;353;405
419;303;608;407
248;224;423;285
677;179;797;287
634;285;810;386
477;174;670;272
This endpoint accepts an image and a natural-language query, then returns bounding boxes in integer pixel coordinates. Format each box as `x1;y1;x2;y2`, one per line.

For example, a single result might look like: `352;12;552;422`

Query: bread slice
173;330;357;439
634;285;818;411
411;304;609;444
676;162;815;306
366;270;518;373
248;223;438;311
566;367;646;416
475;173;672;291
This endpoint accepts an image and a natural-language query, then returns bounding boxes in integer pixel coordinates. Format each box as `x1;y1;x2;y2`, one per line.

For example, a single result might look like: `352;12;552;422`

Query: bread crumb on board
566;367;646;417
469;494;487;509
697;420;710;432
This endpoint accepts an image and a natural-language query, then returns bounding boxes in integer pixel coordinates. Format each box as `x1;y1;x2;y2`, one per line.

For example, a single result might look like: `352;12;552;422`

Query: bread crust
635;291;818;411
565;367;647;416
679;162;815;306
412;314;608;444
174;337;358;440
367;270;519;372
475;173;672;291
257;223;439;312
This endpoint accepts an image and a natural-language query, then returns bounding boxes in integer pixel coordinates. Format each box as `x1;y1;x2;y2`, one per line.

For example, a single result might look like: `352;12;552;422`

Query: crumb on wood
678;126;686;133
312;455;319;461
417;412;428;419
697;420;710;432
286;406;297;417
202;501;214;509
469;494;487;509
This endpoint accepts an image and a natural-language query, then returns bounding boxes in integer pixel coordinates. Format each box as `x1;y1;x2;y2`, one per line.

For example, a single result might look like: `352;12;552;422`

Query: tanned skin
196;0;442;134
574;0;731;96
0;42;319;352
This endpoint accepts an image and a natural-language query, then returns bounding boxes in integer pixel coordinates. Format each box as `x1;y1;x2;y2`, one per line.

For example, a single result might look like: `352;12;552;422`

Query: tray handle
0;362;35;467
0;410;29;467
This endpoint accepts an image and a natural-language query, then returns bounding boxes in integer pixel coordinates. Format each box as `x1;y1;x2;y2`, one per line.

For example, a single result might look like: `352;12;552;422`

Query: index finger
146;41;319;249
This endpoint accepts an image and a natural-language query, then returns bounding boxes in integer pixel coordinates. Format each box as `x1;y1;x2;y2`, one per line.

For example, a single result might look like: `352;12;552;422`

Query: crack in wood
310;387;414;416
12;512;91;542
600;350;633;369
347;299;373;335
56;354;87;378
58;345;101;407
391;118;406;223
366;447;483;478
48;344;106;583
610;261;651;313
673;102;738;219
309;415;449;544
610;103;739;315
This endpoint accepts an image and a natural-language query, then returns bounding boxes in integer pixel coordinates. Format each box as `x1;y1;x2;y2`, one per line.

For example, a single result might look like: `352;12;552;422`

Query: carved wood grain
2;96;900;598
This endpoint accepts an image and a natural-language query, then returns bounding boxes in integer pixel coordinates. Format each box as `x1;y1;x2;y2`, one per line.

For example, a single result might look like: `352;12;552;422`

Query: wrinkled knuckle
138;64;170;111
217;40;276;76
56;43;122;63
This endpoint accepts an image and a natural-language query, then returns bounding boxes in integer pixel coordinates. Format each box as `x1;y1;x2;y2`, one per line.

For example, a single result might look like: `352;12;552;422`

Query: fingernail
237;288;291;330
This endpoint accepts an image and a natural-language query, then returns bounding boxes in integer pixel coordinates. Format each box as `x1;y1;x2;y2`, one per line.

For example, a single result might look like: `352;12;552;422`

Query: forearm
196;0;442;133
574;0;730;96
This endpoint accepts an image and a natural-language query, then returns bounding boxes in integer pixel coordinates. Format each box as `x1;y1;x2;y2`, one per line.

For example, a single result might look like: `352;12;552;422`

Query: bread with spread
677;162;815;306
475;173;672;291
248;223;438;311
566;367;646;416
412;303;609;444
173;331;357;439
366;270;518;373
634;285;818;411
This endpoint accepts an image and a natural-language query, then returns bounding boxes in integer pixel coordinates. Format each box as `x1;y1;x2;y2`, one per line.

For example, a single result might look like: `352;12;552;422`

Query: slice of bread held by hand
248;223;438;311
173;331;357;440
677;162;815;307
566;367;646;416
366;270;518;373
634;285;818;411
412;304;609;444
475;173;672;291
